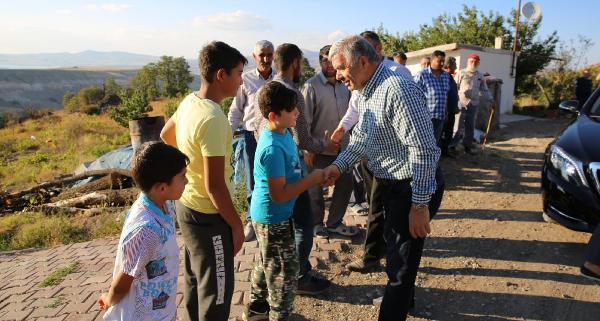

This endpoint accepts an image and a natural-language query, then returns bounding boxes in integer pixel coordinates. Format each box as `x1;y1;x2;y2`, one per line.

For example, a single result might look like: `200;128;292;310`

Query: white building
405;42;517;115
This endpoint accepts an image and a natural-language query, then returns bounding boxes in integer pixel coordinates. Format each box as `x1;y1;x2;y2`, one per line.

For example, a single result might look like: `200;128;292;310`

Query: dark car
541;89;600;232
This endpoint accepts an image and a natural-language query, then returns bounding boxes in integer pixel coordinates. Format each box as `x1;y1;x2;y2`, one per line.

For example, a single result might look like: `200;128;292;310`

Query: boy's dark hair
360;31;381;44
274;43;303;72
198;41;248;83
132;141;189;193
393;51;407;60
432;50;446;58
319;45;331;62
258;81;298;118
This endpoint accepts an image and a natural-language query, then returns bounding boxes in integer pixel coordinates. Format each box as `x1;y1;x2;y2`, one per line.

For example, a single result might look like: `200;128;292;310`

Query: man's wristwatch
411;203;429;212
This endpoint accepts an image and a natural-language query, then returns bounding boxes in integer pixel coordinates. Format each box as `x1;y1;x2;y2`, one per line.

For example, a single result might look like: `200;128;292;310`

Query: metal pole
510;0;521;77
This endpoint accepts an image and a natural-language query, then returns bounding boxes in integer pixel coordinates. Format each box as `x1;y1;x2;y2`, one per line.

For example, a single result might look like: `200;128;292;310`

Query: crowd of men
227;31;494;321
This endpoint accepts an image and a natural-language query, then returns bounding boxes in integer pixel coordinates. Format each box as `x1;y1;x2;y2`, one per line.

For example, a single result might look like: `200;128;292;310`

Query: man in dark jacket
576;70;593;108
441;57;459;157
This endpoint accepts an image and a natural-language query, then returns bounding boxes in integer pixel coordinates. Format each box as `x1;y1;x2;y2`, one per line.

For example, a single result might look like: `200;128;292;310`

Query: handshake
306;165;341;187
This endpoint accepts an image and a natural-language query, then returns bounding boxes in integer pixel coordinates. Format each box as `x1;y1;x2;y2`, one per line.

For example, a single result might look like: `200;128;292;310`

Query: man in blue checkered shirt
323;35;444;321
413;50;450;145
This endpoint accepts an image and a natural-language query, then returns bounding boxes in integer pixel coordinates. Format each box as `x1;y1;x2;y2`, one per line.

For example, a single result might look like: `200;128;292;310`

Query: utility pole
510;0;521;77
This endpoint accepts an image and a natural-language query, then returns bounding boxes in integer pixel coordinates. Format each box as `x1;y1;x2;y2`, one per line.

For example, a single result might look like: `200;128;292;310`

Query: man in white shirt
228;40;276;242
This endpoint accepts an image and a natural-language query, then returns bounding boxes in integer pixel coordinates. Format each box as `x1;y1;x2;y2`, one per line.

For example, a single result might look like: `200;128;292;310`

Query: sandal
327;223;358;236
313;225;329;238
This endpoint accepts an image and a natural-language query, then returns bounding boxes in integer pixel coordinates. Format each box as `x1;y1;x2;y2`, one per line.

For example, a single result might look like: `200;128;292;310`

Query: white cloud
101;4;132;12
192;10;271;31
327;30;348;42
84;3;131;12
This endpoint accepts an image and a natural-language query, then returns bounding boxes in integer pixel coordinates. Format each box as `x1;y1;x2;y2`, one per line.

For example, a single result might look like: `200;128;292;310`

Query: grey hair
254;40;274;50
328;35;379;66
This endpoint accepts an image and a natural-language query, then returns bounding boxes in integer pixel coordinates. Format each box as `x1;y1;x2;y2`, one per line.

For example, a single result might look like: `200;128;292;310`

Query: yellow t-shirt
173;93;234;214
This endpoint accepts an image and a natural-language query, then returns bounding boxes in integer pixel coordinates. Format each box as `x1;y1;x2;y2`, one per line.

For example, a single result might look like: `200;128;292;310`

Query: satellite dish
522;2;541;21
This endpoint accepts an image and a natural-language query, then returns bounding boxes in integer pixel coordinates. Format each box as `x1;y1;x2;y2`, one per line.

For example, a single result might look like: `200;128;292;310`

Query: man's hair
255;40;274;51
198;41;247;83
329;35;379;66
319;45;331;62
431;50;446;58
444;56;456;69
274;43;303;72
258;81;298;118
132;141;189;193
393;51;407;60
359;31;381;45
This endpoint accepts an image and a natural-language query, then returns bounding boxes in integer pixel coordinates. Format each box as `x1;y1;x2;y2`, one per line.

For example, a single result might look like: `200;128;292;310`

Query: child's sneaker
242;301;270;321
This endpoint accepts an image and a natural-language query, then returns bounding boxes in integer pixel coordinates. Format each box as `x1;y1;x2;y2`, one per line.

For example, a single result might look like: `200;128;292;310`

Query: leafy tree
219;96;234;116
103;77;121;97
156;56;194;97
110;90;152;127
375;5;558;95
78;86;104;106
299;58;315;88
129;63;159;100
62;91;79;113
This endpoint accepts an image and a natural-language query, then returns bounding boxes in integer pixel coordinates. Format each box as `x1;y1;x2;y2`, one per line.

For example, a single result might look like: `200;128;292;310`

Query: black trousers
585;223;600;265
441;113;456;152
176;203;234;321
358;159;387;263
377;178;445;321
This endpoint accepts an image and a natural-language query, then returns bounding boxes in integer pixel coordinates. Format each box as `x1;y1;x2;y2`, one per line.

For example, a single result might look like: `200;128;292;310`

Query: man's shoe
346;259;380;273
581;265;600;282
313;224;329;238
297;275;331;295
244;221;256;242
464;146;476;155
242;301;270;321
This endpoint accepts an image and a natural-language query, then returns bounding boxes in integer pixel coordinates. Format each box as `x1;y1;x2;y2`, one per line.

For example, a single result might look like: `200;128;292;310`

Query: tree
299;58;315;88
110;90;152;127
505;11;559;95
78;86;104;106
129;63;159;100
375;5;558;95
156;56;194;97
62;91;79;113
103;77;121;97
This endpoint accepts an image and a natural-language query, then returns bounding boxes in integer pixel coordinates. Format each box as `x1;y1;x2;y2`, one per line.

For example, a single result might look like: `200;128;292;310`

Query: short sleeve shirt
103;195;179;321
251;128;301;224
173;93;234;214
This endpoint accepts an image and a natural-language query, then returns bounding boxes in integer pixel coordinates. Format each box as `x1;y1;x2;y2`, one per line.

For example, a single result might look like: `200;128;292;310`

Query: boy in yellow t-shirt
161;41;247;321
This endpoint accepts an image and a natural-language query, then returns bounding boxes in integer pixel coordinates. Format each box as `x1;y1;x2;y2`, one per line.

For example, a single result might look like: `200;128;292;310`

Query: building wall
405;49;516;114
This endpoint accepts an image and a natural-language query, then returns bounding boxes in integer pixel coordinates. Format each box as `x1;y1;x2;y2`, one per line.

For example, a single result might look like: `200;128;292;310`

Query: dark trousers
441;113;456;153
292;190;314;279
176;203;234;321
310;154;353;228
242;130;257;220
431;118;445;146
585;223;600;265
377;179;445;321
359;159;386;263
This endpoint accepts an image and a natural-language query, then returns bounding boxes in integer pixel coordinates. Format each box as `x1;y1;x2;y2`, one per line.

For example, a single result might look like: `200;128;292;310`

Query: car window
590;93;600;116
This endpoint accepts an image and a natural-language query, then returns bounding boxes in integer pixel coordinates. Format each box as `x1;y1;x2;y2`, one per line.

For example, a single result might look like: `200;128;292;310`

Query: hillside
0;69;201;113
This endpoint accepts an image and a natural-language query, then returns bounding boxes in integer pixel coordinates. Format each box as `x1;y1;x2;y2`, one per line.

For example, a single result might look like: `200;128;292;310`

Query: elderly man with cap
450;53;492;154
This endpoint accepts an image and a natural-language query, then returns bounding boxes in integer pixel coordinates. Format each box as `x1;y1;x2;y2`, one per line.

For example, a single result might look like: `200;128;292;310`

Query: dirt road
291;117;600;321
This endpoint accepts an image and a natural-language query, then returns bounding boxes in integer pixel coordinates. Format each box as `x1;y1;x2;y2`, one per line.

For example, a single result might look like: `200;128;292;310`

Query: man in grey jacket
302;45;356;238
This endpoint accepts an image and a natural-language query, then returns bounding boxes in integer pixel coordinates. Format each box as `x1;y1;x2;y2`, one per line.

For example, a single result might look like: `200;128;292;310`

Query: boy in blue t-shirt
243;81;324;321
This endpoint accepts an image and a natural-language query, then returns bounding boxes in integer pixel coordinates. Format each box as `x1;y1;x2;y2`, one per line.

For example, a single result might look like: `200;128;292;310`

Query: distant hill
0;49;319;113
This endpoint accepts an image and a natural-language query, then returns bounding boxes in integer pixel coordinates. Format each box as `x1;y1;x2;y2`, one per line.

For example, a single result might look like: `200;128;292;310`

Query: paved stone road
0;212;368;321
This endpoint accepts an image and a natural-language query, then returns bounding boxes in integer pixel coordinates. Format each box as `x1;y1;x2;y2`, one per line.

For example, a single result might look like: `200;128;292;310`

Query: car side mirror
559;100;579;114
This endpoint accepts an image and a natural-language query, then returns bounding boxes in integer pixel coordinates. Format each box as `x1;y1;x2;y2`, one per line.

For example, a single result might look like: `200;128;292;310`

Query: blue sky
1;1;599;65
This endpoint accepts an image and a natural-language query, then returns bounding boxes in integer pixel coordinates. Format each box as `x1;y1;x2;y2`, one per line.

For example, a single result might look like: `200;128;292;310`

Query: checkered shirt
332;63;440;203
413;67;450;120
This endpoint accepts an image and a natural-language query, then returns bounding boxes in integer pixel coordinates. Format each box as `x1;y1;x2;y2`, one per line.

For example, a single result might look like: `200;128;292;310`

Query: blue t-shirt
251;128;301;224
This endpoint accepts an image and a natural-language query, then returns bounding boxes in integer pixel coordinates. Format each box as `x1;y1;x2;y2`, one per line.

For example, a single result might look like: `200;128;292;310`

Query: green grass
45;295;66;308
39;262;79;287
0;112;129;192
0;211;123;251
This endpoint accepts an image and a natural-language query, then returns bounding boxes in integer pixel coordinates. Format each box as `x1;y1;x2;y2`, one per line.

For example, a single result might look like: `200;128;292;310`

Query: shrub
78;86;105;106
110;90;152;127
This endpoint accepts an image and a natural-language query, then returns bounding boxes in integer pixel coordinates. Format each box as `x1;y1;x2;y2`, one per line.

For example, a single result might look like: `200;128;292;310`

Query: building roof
405;43;515;58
